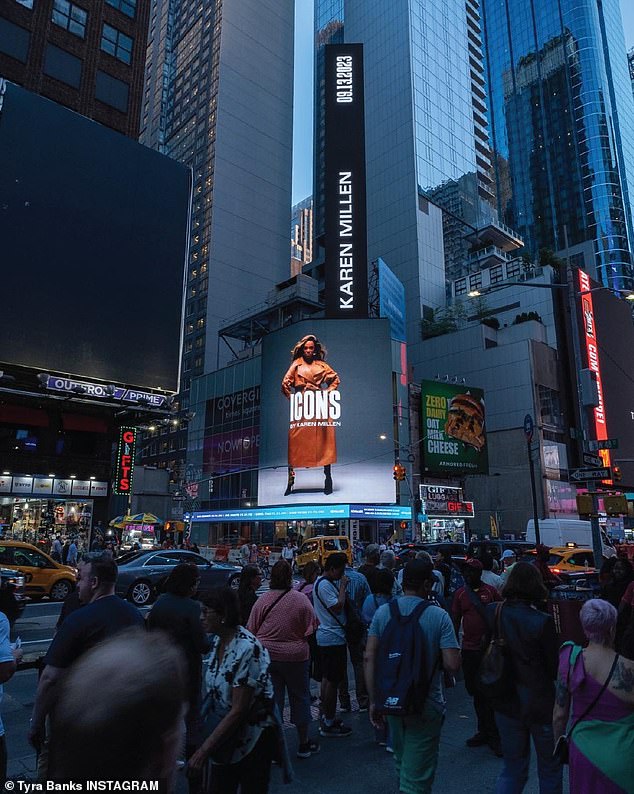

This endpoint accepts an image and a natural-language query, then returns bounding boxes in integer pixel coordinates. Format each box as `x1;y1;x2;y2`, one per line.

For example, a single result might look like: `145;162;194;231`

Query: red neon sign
578;270;611;471
114;426;137;495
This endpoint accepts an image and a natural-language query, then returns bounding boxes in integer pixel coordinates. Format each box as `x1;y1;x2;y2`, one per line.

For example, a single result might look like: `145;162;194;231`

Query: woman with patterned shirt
188;588;275;794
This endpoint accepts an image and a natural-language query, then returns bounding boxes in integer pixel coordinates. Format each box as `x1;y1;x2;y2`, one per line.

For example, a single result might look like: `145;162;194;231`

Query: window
105;0;136;17
52;0;88;38
15;0;34;8
469;273;482;290
43;44;82;87
0;547;14;565
0;18;30;62
101;23;133;64
95;70;129;112
454;278;467;296
489;265;504;284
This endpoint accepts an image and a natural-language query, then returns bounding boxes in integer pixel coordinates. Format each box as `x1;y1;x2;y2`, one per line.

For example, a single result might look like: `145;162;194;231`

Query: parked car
296;536;352;572
0;567;27;625
115;549;242;606
0;541;77;601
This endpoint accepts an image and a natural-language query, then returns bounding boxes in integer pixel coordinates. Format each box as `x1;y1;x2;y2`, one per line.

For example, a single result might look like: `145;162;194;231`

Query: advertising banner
378;258;406;342
324;44;369;319
113;427;137;496
421;381;488;475
258;319;395;505
203;386;260;474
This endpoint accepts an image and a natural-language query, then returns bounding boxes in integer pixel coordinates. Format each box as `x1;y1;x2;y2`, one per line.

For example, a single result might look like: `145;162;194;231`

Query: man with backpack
364;559;460;793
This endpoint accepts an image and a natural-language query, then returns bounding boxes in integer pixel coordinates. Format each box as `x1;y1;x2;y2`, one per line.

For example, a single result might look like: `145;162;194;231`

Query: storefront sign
114;427;137;495
421;381;489;475
32;478;53;494
72;480;91;496
90;481;108;497
0;477;12;493
44;376;168;407
12;476;33;493
420;484;464;501
53;479;72;495
324;44;368;319
578;270;611;471
423;498;475;519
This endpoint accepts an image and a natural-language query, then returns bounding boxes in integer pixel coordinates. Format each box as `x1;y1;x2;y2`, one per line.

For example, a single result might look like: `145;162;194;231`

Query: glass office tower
482;0;634;291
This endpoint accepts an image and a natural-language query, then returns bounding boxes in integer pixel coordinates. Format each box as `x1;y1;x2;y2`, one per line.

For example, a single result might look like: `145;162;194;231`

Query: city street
2;602;570;793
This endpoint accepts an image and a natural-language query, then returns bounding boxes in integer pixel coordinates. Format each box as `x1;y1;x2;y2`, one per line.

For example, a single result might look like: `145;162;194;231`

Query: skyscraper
482;0;634;291
291;195;313;275
0;0;151;138
140;0;294;472
313;0;496;373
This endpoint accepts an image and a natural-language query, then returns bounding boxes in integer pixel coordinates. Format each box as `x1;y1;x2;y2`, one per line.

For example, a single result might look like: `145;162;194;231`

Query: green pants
387;704;444;794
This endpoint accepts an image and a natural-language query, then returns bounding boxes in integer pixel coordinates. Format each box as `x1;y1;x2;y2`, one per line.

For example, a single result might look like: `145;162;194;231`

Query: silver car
115;549;241;607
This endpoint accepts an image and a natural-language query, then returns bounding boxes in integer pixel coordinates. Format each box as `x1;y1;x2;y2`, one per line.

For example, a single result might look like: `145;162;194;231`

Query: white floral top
204;626;274;764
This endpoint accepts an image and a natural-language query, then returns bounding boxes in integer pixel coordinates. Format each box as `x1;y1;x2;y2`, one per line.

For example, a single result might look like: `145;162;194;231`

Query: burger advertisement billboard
421;381;488;475
258;319;395;505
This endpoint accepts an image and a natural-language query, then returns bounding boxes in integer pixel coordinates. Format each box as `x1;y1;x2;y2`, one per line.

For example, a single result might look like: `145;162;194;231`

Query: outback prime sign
324;44;369;319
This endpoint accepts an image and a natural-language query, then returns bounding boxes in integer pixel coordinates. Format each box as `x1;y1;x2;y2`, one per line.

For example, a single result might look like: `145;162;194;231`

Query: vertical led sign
324;44;369;319
114;426;137;495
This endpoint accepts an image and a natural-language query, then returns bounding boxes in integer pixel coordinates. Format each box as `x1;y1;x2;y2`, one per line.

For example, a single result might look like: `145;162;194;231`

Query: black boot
284;467;295;496
324;465;333;495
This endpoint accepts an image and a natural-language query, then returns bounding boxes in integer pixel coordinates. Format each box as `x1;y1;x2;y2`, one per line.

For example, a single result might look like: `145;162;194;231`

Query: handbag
477;602;514;700
552;650;620;765
200;688;275;765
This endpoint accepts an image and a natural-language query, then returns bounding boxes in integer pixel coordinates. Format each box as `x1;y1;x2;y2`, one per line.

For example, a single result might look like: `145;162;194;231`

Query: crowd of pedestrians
0;540;632;792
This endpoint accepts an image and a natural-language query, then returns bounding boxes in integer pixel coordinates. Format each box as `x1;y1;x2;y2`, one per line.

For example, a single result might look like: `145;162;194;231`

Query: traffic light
392;463;406;481
613;466;622;482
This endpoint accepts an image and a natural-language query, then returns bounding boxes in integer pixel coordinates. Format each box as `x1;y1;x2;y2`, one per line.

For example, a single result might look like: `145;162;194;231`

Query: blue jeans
269;659;311;729
494;712;562;794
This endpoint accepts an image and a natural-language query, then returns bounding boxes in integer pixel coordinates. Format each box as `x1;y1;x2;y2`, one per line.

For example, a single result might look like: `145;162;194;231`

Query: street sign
570;467;611;482
583;453;603;467
588;438;619;451
523;414;534;442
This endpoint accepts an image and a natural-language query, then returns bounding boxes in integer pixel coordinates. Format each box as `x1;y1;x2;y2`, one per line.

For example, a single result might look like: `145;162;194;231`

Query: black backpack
374;599;434;716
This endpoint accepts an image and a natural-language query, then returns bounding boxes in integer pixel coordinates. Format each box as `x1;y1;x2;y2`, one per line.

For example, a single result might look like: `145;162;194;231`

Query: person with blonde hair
553;598;634;793
281;334;340;496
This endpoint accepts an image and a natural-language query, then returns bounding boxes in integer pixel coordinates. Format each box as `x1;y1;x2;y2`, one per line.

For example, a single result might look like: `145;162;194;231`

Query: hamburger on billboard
258;319;395;505
421;381;488;475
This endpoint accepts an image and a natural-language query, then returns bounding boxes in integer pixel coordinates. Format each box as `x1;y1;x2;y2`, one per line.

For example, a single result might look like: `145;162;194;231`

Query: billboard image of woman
281;334;340;496
258;319;396;506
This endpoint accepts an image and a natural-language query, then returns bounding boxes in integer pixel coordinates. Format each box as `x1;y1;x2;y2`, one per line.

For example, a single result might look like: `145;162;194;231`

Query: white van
526;519;615;558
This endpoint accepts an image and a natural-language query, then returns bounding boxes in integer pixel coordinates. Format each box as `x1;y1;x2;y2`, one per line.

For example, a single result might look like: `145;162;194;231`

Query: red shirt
452;583;501;651
621;580;634;608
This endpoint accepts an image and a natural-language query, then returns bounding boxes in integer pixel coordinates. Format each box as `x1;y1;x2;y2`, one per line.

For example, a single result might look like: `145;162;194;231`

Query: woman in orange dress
281;335;340;496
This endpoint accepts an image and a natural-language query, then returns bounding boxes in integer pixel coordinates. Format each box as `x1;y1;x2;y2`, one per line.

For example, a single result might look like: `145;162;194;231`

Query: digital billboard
324;44;369;319
589;278;634;485
203;386;261;474
258;319;395;505
0;82;190;392
421;381;489;475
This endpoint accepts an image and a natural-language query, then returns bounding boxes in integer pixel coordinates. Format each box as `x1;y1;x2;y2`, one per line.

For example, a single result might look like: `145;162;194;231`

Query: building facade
0;0;150;137
482;0;634;291
291;195;313;276
139;0;294;475
313;0;498;378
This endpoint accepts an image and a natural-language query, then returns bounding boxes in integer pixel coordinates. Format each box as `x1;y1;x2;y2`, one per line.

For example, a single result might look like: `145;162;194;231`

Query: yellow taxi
0;541;77;600
296;535;353;571
545;545;596;573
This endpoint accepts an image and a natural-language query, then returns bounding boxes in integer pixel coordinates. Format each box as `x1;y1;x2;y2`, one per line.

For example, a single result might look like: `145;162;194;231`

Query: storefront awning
0;405;49;427
61;414;108;433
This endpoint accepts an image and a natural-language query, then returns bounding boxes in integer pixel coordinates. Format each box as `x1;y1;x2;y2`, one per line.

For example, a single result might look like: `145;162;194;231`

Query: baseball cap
501;549;516;560
464;557;483;570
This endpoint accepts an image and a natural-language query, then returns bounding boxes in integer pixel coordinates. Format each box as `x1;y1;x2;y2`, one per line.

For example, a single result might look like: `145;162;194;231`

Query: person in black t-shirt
29;553;143;754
